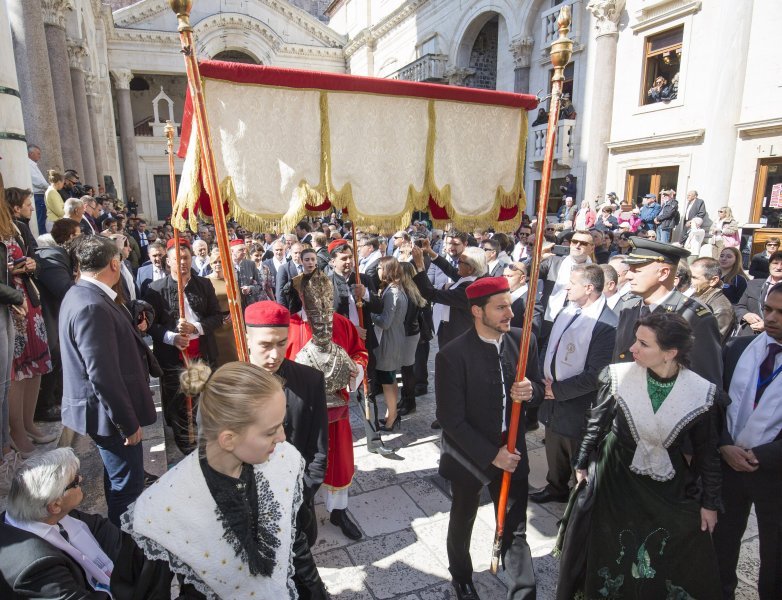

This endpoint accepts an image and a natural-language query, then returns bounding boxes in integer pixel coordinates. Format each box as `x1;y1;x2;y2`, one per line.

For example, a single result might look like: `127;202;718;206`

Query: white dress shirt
29;158;48;193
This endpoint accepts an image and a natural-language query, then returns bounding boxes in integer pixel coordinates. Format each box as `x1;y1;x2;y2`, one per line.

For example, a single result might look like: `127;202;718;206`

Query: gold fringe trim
171;120;203;233
175;83;528;234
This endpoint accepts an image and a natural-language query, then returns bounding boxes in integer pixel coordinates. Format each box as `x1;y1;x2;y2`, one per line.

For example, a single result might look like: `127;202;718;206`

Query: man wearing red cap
437;276;544;600
245;301;329;598
144;239;223;454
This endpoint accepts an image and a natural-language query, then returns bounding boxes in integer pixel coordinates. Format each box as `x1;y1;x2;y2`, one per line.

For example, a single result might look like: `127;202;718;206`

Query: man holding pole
437;277;543;600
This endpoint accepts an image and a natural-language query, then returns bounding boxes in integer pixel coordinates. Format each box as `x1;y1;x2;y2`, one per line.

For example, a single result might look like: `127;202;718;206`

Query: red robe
287;312;368;490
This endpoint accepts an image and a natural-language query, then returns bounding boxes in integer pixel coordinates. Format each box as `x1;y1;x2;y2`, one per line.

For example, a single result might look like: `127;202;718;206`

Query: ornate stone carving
444;67;476;87
41;0;73;29
586;0;626;36
67;39;88;71
111;69;134;90
84;72;97;96
509;36;534;69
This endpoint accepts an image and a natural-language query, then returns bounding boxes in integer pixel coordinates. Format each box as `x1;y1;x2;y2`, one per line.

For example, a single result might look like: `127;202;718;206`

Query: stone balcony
540;1;578;48
391;53;449;83
530;119;576;169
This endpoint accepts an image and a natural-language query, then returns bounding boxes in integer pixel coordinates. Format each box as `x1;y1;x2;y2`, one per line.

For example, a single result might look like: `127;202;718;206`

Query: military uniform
613;239;723;386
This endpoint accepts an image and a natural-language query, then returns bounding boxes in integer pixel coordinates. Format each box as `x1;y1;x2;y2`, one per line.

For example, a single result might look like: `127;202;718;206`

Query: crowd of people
0;161;780;600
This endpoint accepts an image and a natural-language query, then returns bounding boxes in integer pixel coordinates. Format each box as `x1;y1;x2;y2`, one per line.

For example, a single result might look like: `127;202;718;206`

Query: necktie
451;258;459;269
297;264;303;274
57;522;70;543
756;343;782;407
639;304;652;319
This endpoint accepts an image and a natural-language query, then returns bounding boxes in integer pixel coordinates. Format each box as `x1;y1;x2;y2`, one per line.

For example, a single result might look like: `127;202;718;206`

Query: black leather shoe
414;385;428;396
529;489;569;504
398;402;416;416
525;420;540;431
452;581;481;600
330;509;362;540
430;419;441;430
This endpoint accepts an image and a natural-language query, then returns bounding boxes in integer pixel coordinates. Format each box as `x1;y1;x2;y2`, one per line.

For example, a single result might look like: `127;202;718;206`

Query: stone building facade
1;0;778;245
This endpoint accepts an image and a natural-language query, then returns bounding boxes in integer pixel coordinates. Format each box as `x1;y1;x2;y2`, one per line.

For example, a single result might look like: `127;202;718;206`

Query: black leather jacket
575;368;722;511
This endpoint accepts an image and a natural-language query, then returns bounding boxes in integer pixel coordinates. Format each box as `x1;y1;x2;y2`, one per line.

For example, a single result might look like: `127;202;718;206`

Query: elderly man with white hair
63;197;93;236
191;239;211;277
0;448;171;599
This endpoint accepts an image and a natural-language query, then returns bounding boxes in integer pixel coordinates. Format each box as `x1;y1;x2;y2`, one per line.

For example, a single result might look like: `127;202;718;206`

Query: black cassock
436;326;544;600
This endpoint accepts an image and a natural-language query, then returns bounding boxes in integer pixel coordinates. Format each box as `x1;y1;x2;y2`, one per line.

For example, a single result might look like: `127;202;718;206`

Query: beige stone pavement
1;370;762;599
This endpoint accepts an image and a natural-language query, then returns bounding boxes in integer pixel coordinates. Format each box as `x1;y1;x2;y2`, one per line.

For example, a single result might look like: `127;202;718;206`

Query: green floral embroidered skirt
565;432;720;600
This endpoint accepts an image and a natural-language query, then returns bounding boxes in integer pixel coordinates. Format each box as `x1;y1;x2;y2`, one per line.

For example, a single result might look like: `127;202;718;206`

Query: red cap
465;276;509;300
245;301;290;328
327;239;350;254
229;238;245;248
166;238;191;251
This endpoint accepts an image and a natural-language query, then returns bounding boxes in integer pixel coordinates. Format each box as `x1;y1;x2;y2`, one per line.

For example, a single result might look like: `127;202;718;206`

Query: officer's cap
624;238;690;265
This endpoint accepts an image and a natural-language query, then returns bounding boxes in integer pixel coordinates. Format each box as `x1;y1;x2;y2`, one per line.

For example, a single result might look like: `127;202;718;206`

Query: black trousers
447;475;536;599
414;338;430;388
37;344;62;412
160;367;198;455
543;429;581;497
400;364;416;404
713;464;782;600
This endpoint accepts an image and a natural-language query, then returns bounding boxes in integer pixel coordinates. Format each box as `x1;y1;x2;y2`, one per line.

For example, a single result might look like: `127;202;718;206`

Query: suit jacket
134;263;166;297
144;274;223;368
539;304;617;439
233;259;264;307
734;278;772;336
315;247;330;272
277;359;328;496
275;260;301;304
35;245;75;351
436;327;544;486
614;290;723;386
0;510;170;600
262;258;279;283
413;255;477;348
80;216;97;236
722;336;782;475
510;291;542;339
59;280;157;438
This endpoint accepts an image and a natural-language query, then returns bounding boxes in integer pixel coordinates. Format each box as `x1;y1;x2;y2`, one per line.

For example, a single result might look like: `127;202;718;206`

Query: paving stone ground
1;349;761;599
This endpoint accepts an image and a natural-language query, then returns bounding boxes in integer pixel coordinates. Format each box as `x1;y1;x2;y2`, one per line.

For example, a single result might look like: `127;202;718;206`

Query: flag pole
168;0;249;362
490;5;573;574
164;121;195;445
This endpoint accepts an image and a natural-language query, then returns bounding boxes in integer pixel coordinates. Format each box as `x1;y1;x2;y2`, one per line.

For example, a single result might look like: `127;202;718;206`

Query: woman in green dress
557;312;722;599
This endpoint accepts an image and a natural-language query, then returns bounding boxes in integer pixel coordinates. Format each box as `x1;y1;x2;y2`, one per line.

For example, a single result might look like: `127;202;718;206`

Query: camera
414;239;424;248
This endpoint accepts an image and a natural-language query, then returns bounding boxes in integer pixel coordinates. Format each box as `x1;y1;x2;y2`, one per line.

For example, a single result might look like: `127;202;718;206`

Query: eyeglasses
506;264;525;273
767;243;779;247
571;239;593;247
64;473;82;492
482;247;495;252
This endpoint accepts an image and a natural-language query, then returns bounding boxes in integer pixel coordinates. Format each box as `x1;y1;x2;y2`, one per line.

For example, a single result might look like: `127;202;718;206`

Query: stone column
582;0;625;207
6;0;63;173
67;40;98;187
112;68;142;205
84;73;105;189
42;0;83;176
0;1;33;196
510;37;534;93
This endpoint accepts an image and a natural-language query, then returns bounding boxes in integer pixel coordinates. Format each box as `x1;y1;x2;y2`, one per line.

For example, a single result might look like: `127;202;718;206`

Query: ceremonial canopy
175;60;538;233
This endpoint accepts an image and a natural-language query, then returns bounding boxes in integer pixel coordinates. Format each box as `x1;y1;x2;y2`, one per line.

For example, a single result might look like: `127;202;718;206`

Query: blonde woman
123;362;323;599
44;170;65;232
710;206;741;248
574;198;596;230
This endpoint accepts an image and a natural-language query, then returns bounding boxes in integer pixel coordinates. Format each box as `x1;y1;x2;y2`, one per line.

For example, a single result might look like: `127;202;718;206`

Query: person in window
531;108;548;126
661;72;679;100
555;312;722;600
647;75;668;103
559;94;577;119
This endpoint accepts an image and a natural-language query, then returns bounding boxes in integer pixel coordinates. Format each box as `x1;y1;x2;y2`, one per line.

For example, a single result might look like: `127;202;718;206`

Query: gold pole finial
550;5;574;81
168;0;193;32
164;120;175;140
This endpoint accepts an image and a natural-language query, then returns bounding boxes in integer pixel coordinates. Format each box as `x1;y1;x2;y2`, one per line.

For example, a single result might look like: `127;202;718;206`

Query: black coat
232;258;264;308
436;327;544;486
734;278;773;336
34;245;75;351
413;255;477;348
144;274;223;368
59;281;158;438
614;290;723;386
509;291;542;339
539;304;617;439
656;199;679;230
0;510;171;600
277;359;329;496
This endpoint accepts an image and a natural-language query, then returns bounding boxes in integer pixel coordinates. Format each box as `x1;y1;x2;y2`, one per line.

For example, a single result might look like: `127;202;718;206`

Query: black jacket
539;304;617;439
278;359;329;496
34;245;75;351
734;278;773;336
275;261;301;304
144;274;223;368
574;368;722;510
436;327;544;485
656;199;679;230
0;509;171;600
614;290;722;386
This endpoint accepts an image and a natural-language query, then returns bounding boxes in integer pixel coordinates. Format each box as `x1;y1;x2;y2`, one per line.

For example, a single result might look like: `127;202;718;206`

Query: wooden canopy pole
168;0;249;362
164;121;194;445
490;5;573;574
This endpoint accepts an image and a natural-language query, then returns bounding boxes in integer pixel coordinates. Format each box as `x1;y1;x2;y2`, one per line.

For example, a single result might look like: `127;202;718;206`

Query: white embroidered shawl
122;442;304;599
610;363;715;481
